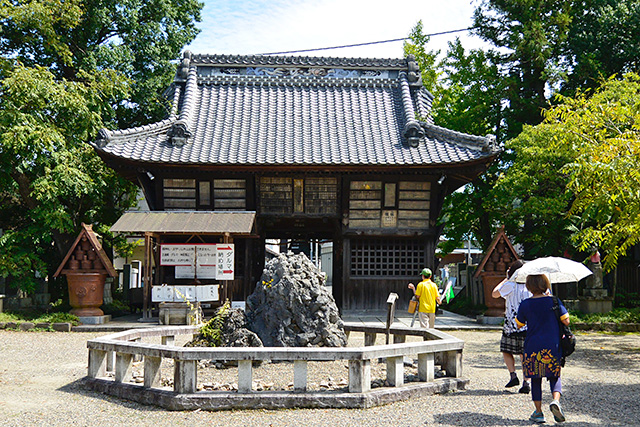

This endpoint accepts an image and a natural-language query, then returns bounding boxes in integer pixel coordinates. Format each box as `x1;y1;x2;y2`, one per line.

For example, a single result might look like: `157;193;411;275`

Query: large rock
246;252;347;347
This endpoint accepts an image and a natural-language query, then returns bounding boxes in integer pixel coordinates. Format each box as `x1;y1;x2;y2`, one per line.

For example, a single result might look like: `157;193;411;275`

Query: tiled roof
93;53;498;167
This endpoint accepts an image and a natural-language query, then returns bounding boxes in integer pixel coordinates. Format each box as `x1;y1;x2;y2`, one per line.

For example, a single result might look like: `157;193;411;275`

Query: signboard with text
160;244;233;280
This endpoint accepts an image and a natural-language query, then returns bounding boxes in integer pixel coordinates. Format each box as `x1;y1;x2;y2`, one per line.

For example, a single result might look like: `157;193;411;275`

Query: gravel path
1;329;639;426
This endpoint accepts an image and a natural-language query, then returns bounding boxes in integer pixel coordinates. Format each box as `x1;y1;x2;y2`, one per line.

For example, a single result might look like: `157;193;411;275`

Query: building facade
93;52;499;310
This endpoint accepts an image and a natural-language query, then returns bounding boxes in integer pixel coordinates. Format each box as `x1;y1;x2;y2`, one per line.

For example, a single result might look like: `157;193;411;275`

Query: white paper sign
161;243;232;280
161;244;195;266
216;244;234;280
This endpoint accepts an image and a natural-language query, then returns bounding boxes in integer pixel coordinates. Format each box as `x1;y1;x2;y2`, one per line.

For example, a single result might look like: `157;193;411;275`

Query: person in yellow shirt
408;268;442;328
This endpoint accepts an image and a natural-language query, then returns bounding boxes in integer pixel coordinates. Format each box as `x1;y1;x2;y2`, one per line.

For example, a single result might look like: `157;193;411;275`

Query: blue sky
186;0;486;58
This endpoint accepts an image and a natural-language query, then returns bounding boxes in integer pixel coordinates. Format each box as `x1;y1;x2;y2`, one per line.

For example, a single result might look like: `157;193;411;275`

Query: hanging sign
161;243;226;279
216;244;235;280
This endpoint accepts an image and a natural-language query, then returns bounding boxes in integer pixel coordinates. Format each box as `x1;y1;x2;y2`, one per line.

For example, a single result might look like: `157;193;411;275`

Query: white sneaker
550;400;565;423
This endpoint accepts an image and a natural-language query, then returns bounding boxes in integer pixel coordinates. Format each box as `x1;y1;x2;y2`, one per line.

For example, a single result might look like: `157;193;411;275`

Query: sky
186;0;487;59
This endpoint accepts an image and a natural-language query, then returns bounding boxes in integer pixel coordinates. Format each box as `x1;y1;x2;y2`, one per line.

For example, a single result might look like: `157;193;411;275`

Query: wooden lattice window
213;179;246;210
163;178;196;209
350;238;426;277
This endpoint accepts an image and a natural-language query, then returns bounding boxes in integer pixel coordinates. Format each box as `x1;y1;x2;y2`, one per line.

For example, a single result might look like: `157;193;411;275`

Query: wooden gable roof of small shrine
54;223;117;278
474;226;520;277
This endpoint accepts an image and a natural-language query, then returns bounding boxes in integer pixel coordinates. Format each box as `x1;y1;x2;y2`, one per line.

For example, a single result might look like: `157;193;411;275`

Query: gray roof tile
93;53;498;166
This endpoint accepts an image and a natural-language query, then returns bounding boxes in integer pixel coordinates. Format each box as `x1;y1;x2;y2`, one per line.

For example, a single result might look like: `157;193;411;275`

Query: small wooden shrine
54;223;117;317
473;226;520;317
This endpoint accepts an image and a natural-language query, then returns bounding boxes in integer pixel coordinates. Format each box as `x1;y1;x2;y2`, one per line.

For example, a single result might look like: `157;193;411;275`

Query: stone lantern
54;223;117;322
473;227;520;317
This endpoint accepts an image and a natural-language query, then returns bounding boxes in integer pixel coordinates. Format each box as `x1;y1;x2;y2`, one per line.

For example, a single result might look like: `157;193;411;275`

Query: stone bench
84;323;466;410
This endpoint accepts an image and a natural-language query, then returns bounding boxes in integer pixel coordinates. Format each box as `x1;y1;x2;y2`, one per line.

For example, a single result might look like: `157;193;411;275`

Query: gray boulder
246;252;347;347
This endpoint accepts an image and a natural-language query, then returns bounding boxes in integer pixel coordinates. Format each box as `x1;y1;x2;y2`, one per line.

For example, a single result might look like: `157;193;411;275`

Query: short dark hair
507;259;524;278
526;274;550;294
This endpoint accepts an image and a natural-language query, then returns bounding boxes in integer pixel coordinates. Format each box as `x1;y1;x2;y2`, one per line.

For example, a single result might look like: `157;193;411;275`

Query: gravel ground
1;329;639;426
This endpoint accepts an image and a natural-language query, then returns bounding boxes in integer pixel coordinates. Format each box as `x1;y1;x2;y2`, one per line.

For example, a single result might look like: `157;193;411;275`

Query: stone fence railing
84;323;466;410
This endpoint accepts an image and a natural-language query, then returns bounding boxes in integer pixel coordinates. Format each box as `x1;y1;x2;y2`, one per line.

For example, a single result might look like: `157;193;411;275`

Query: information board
160;244;233;280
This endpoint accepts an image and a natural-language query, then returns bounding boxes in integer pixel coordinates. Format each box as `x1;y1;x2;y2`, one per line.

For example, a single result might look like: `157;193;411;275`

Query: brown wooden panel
349;219;381;228
350;181;382;190
398;210;429;219
163;188;196;198
214;179;246;189
163;178;196;188
344;278;414;310
398;200;430;210
349;210;382;219
215;200;246;209
397;219;430;228
349;200;380;210
349;190;382;200
164;199;196;208
213;189;246;198
399;181;430;190
399;190;430;200
293;179;304;213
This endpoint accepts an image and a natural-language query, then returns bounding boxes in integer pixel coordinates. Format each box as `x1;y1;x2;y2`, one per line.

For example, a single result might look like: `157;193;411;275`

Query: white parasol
513;256;593;284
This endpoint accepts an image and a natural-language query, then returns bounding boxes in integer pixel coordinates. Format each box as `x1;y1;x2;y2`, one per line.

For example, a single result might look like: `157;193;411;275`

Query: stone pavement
73;309;501;332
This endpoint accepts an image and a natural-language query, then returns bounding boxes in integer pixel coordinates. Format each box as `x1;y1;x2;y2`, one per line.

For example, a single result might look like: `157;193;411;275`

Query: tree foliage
420;1;640;262
547;74;640;270
0;0;202;292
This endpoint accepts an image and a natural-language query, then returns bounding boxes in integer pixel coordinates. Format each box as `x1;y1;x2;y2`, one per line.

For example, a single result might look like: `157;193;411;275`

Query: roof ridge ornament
167;120;192;147
94;128;111;148
406;55;422;87
177;51;192;82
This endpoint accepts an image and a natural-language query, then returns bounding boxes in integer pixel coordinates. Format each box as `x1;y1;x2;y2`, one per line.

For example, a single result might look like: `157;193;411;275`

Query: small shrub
40;312;80;325
198;301;230;346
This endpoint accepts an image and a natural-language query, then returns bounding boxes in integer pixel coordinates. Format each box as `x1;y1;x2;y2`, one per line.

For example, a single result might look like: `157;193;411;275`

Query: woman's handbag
552;296;576;362
408;296;419;314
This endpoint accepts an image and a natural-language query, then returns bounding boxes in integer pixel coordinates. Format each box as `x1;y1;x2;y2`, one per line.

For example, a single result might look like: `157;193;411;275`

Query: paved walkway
73;309;502;332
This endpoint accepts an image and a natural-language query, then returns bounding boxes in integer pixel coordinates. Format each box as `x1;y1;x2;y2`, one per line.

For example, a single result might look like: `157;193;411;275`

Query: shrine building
93;52;499;311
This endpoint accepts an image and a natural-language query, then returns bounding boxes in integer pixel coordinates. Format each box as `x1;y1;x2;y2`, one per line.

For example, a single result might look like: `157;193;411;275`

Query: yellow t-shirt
415;278;440;313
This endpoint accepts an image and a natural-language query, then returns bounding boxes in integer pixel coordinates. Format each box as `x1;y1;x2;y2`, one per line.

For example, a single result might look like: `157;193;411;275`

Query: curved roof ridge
399;72;425;147
93;118;175;148
166;66;198;146
190;53;406;69
422;122;498;153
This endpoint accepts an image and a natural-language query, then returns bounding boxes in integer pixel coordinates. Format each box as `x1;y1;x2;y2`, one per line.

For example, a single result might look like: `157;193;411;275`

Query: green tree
403;20;441;95
472;0;572;138
562;0;640;94
549;74;640;270
0;0;202;293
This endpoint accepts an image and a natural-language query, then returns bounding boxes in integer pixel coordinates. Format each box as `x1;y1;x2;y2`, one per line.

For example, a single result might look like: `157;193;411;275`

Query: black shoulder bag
552;296;576;366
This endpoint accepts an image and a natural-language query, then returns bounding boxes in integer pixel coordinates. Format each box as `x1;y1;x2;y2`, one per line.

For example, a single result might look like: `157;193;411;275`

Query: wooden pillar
143;232;152;320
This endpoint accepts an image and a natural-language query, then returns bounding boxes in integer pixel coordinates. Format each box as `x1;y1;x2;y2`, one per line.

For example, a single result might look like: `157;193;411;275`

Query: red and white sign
216;244;234;280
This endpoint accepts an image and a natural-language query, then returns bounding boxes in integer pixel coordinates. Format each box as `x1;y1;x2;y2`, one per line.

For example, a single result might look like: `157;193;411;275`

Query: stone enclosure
83;323;466;410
